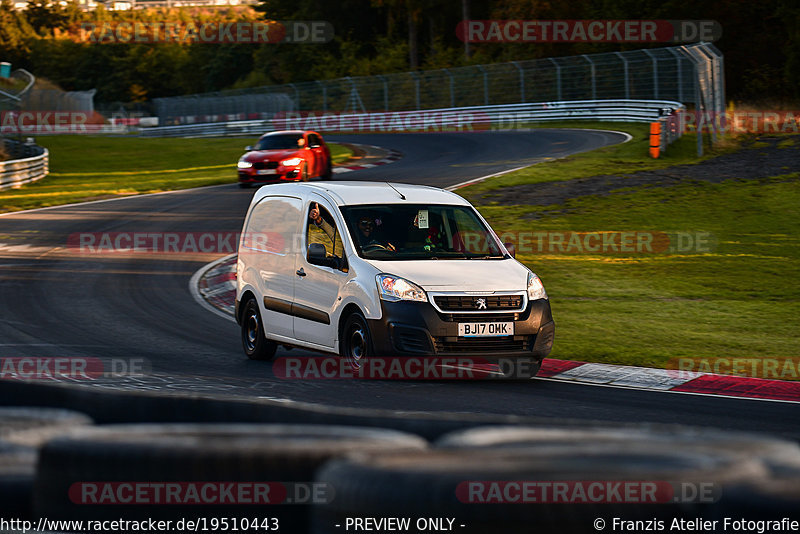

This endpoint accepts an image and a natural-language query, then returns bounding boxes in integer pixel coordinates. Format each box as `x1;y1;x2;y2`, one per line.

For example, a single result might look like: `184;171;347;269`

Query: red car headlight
281;157;303;167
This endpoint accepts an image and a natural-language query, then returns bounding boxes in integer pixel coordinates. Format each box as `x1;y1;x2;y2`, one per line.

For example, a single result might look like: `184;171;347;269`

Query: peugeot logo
475;298;487;310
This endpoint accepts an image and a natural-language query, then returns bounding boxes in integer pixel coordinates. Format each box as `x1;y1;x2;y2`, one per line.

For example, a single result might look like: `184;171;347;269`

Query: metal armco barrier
139;99;685;138
0;140;48;191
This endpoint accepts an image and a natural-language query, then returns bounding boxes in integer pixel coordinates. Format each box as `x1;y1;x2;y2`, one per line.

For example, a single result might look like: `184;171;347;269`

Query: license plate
458;322;514;337
257;169;276;175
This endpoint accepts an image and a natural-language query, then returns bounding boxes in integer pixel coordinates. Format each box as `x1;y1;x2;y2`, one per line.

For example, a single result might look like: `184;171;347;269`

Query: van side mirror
307;243;327;265
504;242;516;258
308;243;345;270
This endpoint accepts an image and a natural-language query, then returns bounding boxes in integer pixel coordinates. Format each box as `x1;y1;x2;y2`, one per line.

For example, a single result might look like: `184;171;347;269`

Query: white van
235;182;554;378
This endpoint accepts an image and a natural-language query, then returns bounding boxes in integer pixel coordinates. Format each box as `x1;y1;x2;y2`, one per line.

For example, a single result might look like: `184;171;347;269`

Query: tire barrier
34;423;427;533
434;424;800;465
717;478;800;522
0;407;93;447
429;425;800;532
0;407;93;521
714;446;800;521
0;379;597;441
313;443;767;534
0;443;37;521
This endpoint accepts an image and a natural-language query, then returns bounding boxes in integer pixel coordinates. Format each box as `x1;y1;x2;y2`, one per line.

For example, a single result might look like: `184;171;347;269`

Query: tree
25;0;67;36
0;0;35;61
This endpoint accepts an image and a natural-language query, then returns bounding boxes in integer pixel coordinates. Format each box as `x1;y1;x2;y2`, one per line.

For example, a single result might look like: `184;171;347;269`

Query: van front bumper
366;299;554;361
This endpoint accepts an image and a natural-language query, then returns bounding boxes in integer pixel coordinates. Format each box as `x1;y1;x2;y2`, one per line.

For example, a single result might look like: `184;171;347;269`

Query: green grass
460;122;739;200
459;122;798;375
478;175;800;375
0;136;353;213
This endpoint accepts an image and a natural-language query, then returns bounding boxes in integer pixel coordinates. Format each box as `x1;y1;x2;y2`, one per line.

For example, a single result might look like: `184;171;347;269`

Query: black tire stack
312;424;800;534
0;407;93;521
33;424;428;533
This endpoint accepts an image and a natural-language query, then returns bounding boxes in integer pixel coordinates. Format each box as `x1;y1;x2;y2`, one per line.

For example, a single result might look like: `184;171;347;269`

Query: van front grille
434;335;533;354
434;295;523;312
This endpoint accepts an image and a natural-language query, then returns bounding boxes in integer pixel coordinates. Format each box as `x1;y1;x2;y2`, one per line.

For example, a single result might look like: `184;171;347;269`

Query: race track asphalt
1;130;797;441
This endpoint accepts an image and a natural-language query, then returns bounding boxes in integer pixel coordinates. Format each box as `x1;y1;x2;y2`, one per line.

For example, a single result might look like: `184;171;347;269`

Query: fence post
316;81;327;112
695;77;704;157
548;58;562;101
615;52;629;99
643;49;659;100
476;65;489;106
667;48;684;103
443;69;455;108
511;61;525;103
377;75;389;111
582;55;596;100
410;71;421;110
287;83;300;110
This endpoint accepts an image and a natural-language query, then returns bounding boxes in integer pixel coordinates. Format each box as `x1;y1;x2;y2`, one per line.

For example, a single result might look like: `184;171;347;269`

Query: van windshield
340;204;507;260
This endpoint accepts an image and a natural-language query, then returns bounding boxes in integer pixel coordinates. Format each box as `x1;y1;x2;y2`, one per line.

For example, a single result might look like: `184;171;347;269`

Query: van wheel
300;162;309;182
341;312;372;371
241;299;277;361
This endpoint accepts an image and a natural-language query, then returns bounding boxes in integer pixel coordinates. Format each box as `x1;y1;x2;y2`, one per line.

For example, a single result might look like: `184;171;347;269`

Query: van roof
250;181;471;207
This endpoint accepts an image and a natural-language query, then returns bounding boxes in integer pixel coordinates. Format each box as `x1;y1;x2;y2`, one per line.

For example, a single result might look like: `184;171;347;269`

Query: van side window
242;196;302;252
307;203;345;267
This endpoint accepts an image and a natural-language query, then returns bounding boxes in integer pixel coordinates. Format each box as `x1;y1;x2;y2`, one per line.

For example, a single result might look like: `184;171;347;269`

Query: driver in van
309;203;395;252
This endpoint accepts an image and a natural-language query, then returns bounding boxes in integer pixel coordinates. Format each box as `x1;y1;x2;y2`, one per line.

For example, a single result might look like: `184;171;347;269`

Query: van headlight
527;272;548;301
237;160;253;169
376;274;428;302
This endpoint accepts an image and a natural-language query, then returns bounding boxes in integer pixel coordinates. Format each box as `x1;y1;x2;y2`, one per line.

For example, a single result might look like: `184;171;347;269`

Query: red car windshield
255;135;303;150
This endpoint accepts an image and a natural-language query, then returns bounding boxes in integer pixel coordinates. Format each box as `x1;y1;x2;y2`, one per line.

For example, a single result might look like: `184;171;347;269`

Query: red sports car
237;130;332;187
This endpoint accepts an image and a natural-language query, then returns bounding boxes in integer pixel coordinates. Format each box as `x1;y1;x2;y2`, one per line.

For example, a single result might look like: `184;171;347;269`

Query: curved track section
1;130;797;441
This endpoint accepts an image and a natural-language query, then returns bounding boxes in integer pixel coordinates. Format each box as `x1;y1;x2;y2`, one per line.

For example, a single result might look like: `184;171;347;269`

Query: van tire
241;299;277;361
340;312;372;371
300;162;309;181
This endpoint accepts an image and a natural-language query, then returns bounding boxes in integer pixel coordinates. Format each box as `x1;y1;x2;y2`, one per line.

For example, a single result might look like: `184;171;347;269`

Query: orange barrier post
649;121;661;158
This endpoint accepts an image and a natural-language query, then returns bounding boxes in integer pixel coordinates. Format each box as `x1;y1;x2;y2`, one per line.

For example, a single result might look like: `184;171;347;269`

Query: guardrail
0;139;49;191
139;99;684;138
